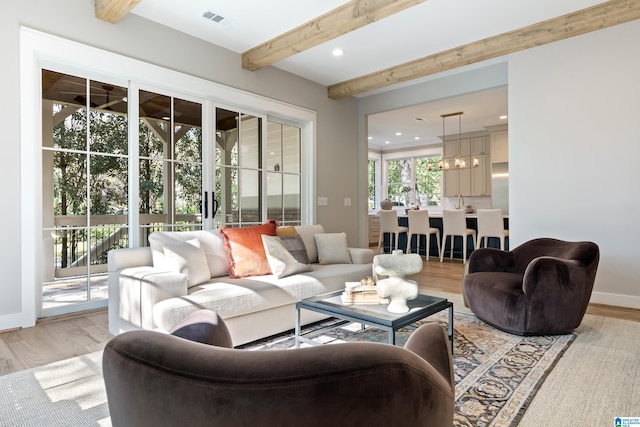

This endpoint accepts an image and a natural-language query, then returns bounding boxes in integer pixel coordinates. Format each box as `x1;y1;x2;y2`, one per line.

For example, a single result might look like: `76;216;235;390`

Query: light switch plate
318;197;328;206
344;198;351;207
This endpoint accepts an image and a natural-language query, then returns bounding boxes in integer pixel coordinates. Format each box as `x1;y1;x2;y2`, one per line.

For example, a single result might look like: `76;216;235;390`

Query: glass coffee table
295;290;453;351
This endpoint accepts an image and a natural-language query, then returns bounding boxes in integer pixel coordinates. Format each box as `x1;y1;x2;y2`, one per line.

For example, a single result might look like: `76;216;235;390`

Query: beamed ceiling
96;0;640;99
93;0;640;151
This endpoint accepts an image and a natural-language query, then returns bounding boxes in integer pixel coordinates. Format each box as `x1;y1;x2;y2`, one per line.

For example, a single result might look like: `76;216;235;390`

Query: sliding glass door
41;71;207;316
41;70;129;315
40;69;305;317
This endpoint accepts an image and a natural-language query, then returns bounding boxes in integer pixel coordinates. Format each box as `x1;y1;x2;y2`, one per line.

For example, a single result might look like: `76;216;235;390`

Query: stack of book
341;282;386;305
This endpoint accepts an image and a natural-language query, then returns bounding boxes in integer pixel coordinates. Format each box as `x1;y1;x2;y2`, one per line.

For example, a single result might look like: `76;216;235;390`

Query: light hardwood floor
0;259;637;376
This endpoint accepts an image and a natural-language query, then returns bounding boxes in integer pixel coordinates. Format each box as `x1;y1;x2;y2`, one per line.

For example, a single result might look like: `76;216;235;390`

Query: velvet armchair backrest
512;238;599;276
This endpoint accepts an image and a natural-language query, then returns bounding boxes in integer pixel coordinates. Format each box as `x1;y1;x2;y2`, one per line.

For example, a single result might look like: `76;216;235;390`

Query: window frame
376;146;443;210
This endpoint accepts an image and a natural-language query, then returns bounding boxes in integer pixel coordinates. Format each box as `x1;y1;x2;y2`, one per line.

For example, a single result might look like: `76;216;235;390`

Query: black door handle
204;191;209;218
212;191;219;217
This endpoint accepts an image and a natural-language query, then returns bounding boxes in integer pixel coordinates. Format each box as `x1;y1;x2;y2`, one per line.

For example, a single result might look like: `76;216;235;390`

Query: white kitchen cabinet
443;136;490;197
459;167;471;197
443;139;458;158
471;136;490;155
471;154;491;196
491;130;508;163
443;169;458;197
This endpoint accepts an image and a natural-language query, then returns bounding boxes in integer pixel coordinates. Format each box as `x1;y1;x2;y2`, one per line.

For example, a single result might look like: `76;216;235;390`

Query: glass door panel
174;98;202;230
41;69;129;315
215;108;263;227
265;121;302;225
138;91;203;239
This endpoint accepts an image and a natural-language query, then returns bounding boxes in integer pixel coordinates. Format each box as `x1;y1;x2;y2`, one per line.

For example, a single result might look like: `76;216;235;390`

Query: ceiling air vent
202;11;232;26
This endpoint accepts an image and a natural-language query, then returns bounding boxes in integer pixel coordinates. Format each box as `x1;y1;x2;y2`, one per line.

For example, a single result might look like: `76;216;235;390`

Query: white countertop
370;210;509;219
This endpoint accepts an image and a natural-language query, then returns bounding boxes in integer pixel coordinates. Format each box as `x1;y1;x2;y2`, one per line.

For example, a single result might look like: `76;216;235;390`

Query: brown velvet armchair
463;238;599;335
103;310;454;427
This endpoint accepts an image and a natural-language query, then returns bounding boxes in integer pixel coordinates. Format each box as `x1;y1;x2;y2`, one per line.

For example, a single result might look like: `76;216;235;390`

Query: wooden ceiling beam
95;0;141;24
328;0;640;99
242;0;426;71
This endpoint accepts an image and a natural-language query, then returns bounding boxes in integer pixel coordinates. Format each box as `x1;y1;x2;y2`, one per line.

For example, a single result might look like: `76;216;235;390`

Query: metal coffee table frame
295;290;453;351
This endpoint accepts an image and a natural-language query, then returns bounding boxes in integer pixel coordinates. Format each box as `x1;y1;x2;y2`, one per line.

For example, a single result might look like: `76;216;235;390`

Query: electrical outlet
344;198;351;207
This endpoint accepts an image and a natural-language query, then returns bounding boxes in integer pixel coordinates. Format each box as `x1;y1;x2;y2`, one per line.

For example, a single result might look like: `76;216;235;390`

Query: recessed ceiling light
414;117;427;122
332;48;344;57
385;141;390;144
499;115;508;120
414;137;420;140
395;132;402;136
368;136;372;140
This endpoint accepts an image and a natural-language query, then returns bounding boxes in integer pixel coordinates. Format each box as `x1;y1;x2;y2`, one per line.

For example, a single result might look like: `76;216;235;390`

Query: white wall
509;20;640;307
0;0;361;329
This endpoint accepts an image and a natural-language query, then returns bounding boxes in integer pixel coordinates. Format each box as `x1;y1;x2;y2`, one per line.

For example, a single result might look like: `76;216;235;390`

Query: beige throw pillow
262;235;313;278
314;232;352;265
162;238;211;287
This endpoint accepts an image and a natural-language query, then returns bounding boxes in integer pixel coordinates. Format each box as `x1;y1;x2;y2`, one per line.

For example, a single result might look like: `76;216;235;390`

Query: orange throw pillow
220;222;277;278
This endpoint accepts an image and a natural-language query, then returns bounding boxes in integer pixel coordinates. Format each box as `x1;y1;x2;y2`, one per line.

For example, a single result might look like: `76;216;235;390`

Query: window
214;110;303;228
386;156;441;207
266;121;302;226
368;159;377;210
416;156;442;206
387;159;412;206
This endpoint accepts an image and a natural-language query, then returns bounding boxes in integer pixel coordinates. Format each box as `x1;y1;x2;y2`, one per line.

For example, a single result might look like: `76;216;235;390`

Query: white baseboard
0;312;34;333
591;291;640;309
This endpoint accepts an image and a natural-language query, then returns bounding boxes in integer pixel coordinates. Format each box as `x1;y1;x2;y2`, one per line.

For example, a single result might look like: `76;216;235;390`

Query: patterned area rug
240;311;576;427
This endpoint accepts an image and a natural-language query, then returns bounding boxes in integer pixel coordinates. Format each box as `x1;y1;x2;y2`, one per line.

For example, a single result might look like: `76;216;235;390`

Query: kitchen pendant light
428;111;479;171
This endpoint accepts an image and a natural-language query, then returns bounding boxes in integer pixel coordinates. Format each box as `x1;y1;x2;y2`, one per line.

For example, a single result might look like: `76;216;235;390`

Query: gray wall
1;0;361;328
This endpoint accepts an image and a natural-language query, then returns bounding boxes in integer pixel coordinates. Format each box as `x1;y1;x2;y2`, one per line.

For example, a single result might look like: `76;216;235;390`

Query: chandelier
429;111;479;171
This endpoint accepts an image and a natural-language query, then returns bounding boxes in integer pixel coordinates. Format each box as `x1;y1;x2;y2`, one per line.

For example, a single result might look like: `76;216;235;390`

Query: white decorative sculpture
373;250;423;313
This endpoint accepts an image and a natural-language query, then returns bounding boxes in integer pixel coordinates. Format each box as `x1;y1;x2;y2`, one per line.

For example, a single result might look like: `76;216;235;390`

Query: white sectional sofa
107;225;375;346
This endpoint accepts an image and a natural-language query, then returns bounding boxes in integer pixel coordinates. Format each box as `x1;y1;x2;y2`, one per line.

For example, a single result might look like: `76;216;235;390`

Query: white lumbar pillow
162;238;211;287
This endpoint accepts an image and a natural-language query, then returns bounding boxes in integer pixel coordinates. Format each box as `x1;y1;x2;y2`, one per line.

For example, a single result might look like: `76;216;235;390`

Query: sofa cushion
314;232;352;265
294;224;325;263
152;263;374;331
278;234;310;265
262;235;312;278
162;239;211;287
220;222;277;278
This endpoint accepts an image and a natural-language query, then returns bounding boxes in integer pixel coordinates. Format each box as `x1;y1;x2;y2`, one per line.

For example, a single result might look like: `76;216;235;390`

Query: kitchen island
369;210;509;260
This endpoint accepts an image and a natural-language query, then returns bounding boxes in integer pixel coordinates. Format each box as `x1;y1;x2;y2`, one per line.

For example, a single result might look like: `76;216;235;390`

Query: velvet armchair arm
521;256;595;333
405;322;454;391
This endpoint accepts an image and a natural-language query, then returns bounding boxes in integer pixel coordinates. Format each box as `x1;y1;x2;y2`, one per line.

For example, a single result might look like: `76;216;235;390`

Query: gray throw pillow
278;234;310;265
262;235;313;278
314;232;352;265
